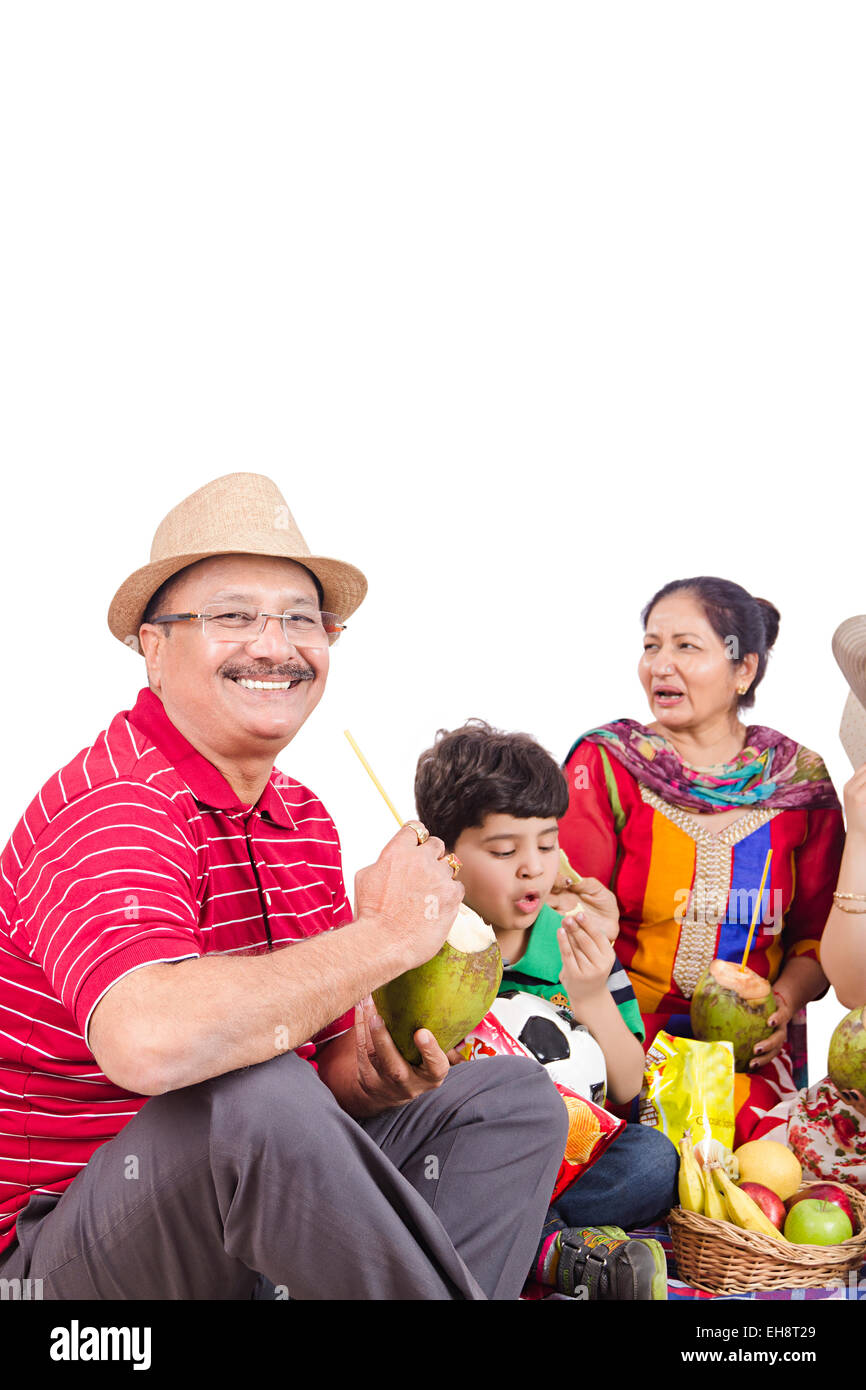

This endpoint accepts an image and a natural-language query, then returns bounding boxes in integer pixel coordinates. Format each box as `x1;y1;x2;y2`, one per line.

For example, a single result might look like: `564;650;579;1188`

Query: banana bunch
693;1136;738;1180
708;1163;787;1241
677;1135;786;1240
678;1128;741;1216
700;1164;727;1221
677;1131;705;1214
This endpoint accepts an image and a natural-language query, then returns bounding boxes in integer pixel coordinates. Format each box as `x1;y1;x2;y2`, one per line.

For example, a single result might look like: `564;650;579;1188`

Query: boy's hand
557;912;616;1010
562;877;621;943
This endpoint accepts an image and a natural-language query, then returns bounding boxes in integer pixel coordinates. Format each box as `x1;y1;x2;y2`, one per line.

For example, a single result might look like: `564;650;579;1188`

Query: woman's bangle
832;891;866;913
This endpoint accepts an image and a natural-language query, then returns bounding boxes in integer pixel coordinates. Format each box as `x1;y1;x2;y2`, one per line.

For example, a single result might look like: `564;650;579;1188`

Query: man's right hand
353;824;464;972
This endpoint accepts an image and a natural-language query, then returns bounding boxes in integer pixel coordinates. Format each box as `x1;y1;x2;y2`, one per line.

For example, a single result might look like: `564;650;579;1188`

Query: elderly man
0;473;566;1300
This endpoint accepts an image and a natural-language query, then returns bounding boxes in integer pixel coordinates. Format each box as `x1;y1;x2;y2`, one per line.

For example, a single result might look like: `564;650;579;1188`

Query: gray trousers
0;1050;566;1301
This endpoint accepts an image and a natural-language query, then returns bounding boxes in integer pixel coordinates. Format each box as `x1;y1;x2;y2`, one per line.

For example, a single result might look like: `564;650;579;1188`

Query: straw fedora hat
107;473;368;651
832;615;866;768
833;616;866;709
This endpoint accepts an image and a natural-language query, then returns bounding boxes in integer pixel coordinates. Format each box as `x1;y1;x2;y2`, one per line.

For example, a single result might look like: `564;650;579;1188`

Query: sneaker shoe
556;1225;667;1300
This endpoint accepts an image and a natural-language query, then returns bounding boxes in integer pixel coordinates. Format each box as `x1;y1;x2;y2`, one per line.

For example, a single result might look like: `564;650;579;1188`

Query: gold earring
737;685;748;695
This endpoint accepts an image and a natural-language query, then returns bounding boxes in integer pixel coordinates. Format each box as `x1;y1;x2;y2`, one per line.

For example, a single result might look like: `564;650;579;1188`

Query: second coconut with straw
690;849;779;1070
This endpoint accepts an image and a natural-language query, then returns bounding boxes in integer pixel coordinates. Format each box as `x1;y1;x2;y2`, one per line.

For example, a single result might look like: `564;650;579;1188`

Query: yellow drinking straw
739;847;773;971
344;730;404;826
345;730;585;889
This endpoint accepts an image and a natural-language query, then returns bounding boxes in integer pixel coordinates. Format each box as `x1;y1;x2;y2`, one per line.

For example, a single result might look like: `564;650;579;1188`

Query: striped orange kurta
559;739;845;1145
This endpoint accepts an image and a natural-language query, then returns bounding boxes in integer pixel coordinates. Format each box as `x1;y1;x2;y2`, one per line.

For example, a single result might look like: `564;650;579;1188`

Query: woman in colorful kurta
559;577;844;1147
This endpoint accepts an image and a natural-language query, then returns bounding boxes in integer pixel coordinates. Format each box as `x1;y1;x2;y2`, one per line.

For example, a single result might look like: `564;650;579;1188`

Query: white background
1;2;864;1083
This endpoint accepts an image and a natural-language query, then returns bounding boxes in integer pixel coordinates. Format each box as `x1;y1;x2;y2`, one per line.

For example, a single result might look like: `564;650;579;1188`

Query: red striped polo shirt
0;686;355;1256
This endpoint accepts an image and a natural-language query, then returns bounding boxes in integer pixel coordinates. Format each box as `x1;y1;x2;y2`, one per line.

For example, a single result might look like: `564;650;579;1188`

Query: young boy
414;720;679;1301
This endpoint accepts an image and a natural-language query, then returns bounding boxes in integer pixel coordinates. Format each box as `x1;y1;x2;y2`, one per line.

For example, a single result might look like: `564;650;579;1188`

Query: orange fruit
733;1140;802;1200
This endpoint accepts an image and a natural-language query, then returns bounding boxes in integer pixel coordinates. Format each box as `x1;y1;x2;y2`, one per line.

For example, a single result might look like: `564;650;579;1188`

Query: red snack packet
459;1010;624;1200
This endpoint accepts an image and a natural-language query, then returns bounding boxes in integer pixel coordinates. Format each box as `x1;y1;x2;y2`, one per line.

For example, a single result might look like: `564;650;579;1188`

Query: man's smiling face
138;554;330;764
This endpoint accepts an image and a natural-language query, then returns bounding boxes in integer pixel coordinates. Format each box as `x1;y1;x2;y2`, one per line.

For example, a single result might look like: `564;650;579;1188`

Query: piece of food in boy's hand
554;876;620;943
372;903;503;1064
559;848;582;885
546;879;582;915
547;850;587;917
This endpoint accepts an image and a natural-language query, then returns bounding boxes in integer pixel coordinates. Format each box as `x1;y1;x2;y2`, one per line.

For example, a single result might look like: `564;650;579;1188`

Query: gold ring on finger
404;819;430;846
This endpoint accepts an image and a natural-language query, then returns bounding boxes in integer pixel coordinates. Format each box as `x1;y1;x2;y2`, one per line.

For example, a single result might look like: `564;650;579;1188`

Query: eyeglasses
149;607;346;648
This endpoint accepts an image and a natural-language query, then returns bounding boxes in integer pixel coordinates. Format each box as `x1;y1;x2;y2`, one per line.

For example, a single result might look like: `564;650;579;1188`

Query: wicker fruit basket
668;1181;866;1294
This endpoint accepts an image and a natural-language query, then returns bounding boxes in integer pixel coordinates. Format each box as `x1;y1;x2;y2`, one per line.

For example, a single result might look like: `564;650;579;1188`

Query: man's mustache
222;664;316;681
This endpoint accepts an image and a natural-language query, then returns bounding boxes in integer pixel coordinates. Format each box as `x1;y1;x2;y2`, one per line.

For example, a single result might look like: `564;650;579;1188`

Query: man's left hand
316;999;461;1119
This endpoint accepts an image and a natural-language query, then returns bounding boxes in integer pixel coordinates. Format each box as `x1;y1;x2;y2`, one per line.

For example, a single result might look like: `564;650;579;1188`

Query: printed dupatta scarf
574;719;840;815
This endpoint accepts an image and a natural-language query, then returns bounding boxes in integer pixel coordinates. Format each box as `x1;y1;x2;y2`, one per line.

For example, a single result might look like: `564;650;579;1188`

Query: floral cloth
757;1077;866;1189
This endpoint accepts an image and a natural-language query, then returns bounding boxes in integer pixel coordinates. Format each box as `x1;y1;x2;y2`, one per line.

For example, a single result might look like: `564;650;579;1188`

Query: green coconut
373;903;503;1064
828;1006;866;1093
689;958;777;1072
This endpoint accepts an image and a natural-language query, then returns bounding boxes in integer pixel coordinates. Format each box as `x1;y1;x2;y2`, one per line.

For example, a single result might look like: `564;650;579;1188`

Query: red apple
783;1199;853;1246
786;1183;856;1231
738;1181;786;1230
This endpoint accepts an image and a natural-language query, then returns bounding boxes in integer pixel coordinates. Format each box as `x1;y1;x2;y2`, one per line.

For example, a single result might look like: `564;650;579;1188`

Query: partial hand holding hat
832;616;866;769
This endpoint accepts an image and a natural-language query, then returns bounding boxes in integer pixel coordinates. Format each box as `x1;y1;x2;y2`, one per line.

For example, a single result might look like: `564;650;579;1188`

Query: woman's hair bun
641;576;781;710
754;597;780;651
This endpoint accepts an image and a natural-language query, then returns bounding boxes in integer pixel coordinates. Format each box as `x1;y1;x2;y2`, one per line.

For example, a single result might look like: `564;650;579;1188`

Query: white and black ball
489;990;607;1104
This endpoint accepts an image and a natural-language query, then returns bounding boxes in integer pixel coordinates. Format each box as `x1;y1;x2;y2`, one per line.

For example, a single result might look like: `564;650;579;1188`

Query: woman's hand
843;765;866;843
749;989;793;1069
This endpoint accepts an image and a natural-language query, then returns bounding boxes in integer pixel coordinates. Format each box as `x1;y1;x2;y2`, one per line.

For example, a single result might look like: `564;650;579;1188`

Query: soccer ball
489;990;607;1105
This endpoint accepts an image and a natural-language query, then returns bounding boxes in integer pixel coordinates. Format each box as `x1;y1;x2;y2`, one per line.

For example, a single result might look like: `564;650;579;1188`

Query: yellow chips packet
638;1030;735;1153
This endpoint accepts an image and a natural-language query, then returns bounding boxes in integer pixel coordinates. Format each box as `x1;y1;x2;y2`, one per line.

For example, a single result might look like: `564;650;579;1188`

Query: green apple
783;1199;853;1246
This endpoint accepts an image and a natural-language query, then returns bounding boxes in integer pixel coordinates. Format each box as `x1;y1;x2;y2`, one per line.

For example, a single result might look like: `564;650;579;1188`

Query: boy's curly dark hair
414;719;569;852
